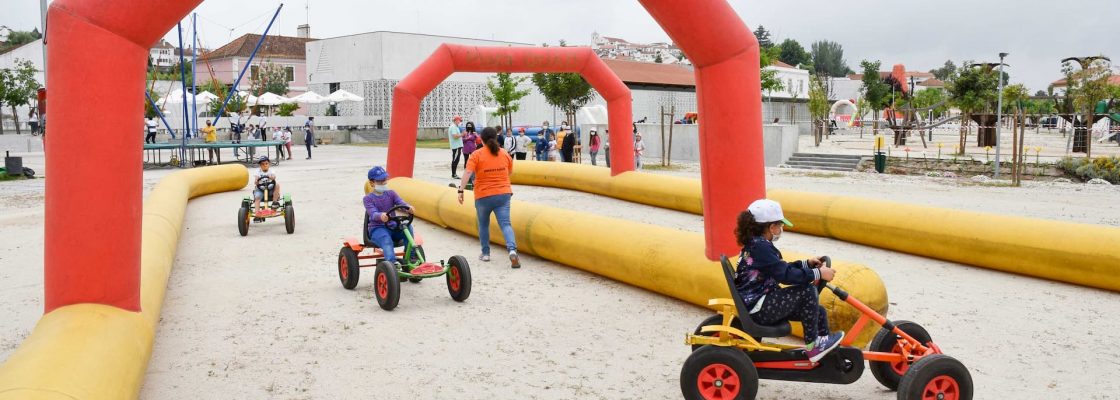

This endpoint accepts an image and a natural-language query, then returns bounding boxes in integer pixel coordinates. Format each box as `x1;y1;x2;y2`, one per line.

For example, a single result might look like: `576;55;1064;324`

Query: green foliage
0;58;41;134
1057;156;1120;183
929;60;957;81
202;79;245;117
252;61;290;96
1062;58;1113;117
144;88;159;119
947;63;999;114
760;46;784;94
859;60;890;112
531;72;593;120
912;88;948;116
1001;83;1030;112
777;39;808;67
147;62;194;86
277;103;299;117
0;29;42;53
485;72;531;121
808;74;830;120
810;40;851;77
753;25;773;49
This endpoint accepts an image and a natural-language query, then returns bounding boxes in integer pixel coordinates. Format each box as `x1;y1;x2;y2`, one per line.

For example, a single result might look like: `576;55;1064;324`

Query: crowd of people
143;112;317;165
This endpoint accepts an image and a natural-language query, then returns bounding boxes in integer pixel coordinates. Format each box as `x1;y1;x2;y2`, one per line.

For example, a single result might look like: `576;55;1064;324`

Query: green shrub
1057;156;1120;183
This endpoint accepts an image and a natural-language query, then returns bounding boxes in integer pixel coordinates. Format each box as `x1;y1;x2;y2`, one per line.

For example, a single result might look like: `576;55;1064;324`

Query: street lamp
994;52;1008;179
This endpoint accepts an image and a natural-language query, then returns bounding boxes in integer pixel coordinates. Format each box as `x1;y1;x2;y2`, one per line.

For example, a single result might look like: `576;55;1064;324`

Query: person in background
272;127;285;160
555;127;568;158
448;115;465;179
495;125;506;149
462;122;479;163
561;127;576;163
548;131;560;162
634;132;646;170
503;127;516;155
29;110;40;135
604;129;611;168
535;121;552;161
201;120;218;164
513;127;530;160
588;129;601;166
229;111;246;159
282;127;294;160
303;116;315;160
145;116;158;144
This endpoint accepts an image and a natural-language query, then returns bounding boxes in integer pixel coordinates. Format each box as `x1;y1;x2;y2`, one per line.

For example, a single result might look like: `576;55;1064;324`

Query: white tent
290;91;327;104
194;91;219;103
328;89;363;102
254;92;293;106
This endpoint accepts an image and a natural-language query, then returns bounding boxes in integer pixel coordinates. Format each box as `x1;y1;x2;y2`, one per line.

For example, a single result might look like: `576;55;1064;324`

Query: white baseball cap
747;199;793;227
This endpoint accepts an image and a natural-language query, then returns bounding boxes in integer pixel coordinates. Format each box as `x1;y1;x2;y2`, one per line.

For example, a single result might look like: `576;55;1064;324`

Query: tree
0;59;41;135
859;60;891;136
912;88;948;119
810;40;851;77
753;25;773;49
203;79;245;117
759;46;785;105
808;74;831;146
1034;90;1048;97
929;60;957;81
777;38;808;67
1002;83;1030;185
277;103;299;117
1062;57;1113;157
485;72;531;135
531;41;593;127
947;63;999;154
0;29;42;53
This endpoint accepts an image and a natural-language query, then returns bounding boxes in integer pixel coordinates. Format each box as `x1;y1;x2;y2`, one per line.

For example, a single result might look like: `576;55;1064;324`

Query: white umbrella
328;89;363;102
254;92;293;106
290;91;327;104
194;91;219;103
238;91;259;105
158;89;187;104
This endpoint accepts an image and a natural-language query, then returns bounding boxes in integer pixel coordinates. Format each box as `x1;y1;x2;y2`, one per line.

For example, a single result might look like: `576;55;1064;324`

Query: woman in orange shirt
457;126;520;268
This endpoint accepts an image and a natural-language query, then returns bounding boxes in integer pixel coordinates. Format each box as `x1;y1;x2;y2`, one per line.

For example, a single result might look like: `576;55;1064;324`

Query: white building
0;39;45;131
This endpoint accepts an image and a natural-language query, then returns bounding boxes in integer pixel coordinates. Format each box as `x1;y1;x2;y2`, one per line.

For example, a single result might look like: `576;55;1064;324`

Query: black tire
680;345;758;400
338;247;360;290
237;206;250;236
446;255;471;302
869;320;933;391
691;314;746;351
896;354;973;400
406;246;426;283
373;260;401;310
284;205;295;234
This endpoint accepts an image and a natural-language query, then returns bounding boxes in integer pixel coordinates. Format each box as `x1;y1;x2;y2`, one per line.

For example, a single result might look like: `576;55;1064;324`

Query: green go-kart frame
237;177;294;236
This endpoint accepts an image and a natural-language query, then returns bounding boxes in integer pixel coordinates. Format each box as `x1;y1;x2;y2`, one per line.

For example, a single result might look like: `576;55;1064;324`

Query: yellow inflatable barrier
511;162;1120;292
0;165;247;400
390;178;887;345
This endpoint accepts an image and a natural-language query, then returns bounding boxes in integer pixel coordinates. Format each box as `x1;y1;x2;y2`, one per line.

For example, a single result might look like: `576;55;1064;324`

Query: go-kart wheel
237;206;250;236
680;345;757;400
338;247;360;290
446;255;471;302
406;246;426;283
896;354;973;400
373;260;401;310
284;204;295;234
691;314;746;351
869;320;933;391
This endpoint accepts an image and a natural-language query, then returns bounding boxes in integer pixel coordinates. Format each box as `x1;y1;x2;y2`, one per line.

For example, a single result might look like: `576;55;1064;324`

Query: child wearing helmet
734;199;845;363
364;166;417;263
252;157;280;218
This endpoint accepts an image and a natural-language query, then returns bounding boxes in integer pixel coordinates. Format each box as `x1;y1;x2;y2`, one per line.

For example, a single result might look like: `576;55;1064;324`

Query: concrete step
785;159;861;168
791;153;863;160
783;165;855;172
787;156;863;165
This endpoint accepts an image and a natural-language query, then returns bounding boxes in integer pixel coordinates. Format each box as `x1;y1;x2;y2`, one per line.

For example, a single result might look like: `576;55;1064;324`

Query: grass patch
0;174;29;182
348;139;449;149
642;163;688;171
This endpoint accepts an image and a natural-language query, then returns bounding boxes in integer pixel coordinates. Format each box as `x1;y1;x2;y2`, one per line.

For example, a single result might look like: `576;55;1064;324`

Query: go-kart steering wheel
256;176;275;191
384;204;414;230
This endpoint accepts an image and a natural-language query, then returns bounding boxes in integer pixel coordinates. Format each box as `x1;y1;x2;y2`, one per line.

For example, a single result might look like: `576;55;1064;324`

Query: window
285;66;294;82
250;65;259;81
329;82;340;93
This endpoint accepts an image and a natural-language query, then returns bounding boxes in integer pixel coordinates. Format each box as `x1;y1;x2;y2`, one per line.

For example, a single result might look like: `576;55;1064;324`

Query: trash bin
874;152;886;173
4;151;22;176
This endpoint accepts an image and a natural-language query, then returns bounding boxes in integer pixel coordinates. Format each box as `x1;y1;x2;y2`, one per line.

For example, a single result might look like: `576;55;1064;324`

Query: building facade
201;34;313;97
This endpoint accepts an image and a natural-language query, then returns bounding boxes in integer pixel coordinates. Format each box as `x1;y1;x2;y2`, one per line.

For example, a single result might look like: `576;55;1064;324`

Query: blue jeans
368;225;413;262
475;193;516;256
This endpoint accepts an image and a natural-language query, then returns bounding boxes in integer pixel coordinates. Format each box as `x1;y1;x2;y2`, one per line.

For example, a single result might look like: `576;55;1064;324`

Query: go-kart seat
362;212;407;248
720;255;792;338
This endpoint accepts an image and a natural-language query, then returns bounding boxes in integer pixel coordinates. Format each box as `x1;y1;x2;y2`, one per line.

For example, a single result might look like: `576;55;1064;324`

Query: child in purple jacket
363;166;416;263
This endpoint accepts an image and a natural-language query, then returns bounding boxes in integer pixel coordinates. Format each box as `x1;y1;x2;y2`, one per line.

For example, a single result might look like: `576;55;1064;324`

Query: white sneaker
479;254;490;262
509;250;521;269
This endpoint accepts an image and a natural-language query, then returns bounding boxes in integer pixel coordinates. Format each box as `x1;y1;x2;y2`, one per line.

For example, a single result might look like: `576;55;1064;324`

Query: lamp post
994;52;1008;178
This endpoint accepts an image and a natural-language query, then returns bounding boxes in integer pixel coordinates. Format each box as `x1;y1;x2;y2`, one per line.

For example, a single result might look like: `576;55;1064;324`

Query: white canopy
253;92;294;106
290;91;327;104
159;89;220;105
328;89;364;102
237;91;259;105
194;90;219;103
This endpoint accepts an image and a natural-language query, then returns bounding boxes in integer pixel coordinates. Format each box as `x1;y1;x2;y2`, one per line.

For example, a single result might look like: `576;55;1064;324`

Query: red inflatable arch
42;0;763;312
387;45;634;177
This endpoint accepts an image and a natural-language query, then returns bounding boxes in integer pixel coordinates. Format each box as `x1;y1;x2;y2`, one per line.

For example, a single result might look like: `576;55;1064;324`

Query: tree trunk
11;105;21;135
1085;110;1093;158
1018;111;1027;186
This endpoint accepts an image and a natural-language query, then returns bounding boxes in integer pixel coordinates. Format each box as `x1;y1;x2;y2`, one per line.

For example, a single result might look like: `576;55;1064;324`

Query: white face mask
770;225;783;242
374;184;388;193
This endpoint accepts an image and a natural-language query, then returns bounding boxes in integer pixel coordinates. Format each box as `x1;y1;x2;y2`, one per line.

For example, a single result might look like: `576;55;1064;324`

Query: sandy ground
1;135;1120;399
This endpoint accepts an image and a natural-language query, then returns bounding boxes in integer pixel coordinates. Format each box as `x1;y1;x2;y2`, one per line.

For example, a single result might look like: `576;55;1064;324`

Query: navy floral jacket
733;236;820;311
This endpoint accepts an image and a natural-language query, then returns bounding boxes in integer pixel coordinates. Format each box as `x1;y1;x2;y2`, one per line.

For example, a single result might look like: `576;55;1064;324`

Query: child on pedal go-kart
734;199;844;363
252;156;281;221
364;166;417;265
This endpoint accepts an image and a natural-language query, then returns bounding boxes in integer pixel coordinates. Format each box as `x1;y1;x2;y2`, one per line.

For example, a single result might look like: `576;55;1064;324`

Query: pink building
200;34;313;99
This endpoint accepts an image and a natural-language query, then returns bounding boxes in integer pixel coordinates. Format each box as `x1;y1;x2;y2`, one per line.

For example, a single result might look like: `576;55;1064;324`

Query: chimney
297;24;310;39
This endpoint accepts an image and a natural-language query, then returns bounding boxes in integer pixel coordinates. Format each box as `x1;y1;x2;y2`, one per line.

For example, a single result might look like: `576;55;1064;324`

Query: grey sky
3;0;1117;92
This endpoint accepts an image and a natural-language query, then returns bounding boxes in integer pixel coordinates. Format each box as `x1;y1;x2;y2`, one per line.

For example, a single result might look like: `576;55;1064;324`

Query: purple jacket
462;132;479;154
364;190;410;229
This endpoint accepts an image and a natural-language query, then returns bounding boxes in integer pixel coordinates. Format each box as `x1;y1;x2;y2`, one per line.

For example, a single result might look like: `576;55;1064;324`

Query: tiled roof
1051;75;1120;87
602;58;695;87
918;78;945;87
202;34;315;61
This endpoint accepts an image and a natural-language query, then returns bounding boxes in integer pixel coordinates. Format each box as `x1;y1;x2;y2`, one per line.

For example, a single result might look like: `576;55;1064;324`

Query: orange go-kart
681;255;972;400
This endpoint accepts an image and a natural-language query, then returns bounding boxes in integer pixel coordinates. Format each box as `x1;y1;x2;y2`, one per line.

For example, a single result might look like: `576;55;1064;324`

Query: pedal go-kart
681;255;972;400
336;205;471;310
237;176;294;236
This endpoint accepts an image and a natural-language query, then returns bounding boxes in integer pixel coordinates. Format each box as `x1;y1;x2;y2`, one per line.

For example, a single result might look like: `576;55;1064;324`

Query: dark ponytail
481;126;499;155
735;210;772;246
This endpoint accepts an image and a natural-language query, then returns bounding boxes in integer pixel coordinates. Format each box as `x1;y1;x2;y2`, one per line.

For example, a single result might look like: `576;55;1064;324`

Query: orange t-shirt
466;147;513;200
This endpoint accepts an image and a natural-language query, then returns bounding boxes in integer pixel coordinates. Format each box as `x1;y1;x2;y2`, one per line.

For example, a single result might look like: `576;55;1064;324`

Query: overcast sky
3;0;1117;92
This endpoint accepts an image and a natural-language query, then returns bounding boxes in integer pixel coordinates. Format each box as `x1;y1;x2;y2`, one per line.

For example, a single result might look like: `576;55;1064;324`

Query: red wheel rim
921;376;960;400
890;342;909;375
339;256;348;280
449;266;460;291
376;272;387;298
696;363;740;400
